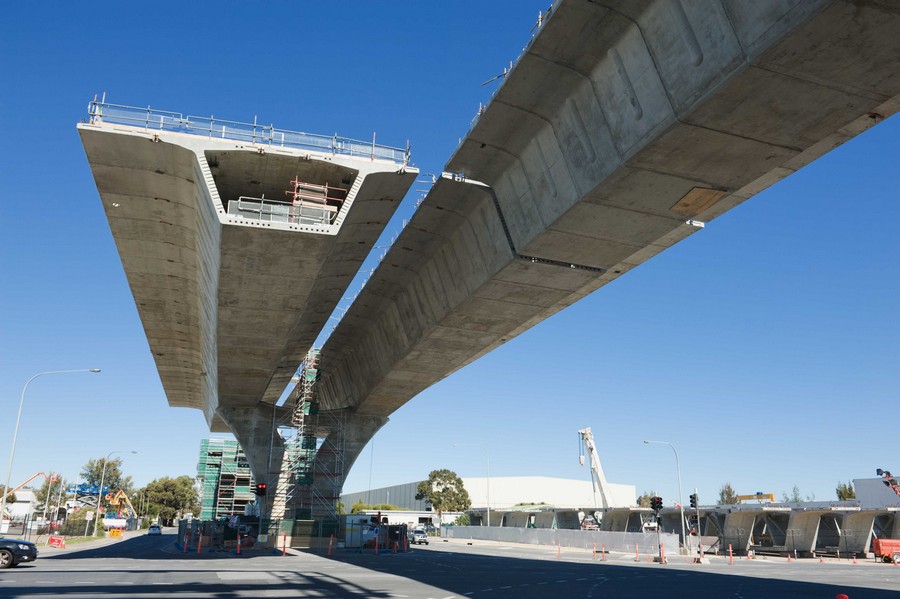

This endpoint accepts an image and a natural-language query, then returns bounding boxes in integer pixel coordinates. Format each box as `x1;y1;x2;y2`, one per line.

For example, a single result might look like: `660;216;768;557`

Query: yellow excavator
104;489;137;518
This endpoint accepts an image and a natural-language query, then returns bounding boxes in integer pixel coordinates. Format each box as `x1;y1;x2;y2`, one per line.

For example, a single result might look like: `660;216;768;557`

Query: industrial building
342;476;636;515
196;438;256;520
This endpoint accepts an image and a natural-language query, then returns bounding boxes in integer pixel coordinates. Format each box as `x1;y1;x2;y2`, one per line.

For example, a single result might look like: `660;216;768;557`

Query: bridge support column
217;403;286;518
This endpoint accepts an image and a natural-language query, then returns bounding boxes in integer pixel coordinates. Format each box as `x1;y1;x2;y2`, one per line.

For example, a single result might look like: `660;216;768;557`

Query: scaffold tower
272;349;345;523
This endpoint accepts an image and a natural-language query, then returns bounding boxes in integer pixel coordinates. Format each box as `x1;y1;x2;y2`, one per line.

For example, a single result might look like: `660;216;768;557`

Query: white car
147;524;162;536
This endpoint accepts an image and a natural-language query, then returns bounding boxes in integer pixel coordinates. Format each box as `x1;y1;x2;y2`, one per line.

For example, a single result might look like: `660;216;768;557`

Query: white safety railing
86;98;410;166
227;196;335;227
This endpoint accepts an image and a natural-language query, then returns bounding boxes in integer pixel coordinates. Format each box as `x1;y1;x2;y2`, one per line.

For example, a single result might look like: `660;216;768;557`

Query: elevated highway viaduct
81;0;900;520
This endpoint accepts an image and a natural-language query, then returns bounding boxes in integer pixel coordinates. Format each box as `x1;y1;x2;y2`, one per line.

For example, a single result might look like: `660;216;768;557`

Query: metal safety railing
86;97;411;166
227;196;335;226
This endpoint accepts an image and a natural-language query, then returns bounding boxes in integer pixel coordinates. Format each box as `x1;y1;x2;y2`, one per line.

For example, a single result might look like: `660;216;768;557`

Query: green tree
836;480;856;500
718;483;739;505
637;491;656;508
350;500;370;514
415;469;471;520
81;457;133;493
454;513;470;526
781;485;803;503
34;473;67;519
1;485;17;507
35;472;65;504
141;476;198;525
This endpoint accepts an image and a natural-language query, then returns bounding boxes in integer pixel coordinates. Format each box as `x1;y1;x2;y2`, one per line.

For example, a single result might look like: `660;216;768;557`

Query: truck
872;538;900;564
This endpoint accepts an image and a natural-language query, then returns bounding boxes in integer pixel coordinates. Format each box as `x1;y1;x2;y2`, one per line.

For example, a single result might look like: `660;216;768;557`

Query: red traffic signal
254;483;267;496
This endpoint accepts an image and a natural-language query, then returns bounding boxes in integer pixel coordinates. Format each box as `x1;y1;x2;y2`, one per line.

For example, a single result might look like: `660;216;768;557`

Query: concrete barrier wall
445;526;678;555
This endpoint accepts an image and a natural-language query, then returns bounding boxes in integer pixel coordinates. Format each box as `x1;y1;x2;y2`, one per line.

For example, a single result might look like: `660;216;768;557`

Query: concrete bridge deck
314;0;900;489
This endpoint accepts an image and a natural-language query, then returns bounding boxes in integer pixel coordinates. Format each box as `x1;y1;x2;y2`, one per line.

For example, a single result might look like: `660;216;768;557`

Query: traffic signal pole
693;488;702;559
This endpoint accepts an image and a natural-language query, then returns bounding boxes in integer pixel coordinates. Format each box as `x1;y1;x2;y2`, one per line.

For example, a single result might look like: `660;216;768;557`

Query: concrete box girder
80;122;417;433
311;0;900;485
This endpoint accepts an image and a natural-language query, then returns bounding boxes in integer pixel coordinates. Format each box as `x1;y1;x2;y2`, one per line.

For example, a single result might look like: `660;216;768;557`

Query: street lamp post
643;439;687;554
1;369;100;527
95;450;136;535
453;443;491;527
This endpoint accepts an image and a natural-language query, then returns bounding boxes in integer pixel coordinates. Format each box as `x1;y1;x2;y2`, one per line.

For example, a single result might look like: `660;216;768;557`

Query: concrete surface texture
315;0;900;481
81;0;900;498
78;124;417;440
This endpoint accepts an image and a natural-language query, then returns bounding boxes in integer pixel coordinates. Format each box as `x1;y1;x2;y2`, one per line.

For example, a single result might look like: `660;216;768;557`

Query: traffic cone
852;554;857;564
819;555;825;564
787;553;791;563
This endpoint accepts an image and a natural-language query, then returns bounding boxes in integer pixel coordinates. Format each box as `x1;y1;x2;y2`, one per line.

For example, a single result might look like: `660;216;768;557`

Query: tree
350;500;370;514
34;473;67;518
81;457;133;493
782;485;802;503
140;476;198;525
718;483;739;505
637;491;656;508
415;469;471;520
836;480;856;500
0;485;16;508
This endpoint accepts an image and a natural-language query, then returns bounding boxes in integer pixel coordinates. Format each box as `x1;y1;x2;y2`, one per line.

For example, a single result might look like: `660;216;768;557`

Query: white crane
578;427;613;510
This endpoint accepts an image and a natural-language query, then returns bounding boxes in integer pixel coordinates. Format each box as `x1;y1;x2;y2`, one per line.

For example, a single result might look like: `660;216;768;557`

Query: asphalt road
0;529;898;598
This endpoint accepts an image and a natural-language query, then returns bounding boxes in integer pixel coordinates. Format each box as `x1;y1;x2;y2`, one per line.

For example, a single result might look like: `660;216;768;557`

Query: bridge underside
80;122;416;488
315;0;900;490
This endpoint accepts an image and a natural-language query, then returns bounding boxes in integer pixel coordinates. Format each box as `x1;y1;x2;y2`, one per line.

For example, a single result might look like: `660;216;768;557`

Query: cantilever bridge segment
81;0;900;523
78;100;417;504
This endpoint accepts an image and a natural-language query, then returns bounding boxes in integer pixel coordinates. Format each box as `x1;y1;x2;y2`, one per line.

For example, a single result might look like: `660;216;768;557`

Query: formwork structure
196;438;255;520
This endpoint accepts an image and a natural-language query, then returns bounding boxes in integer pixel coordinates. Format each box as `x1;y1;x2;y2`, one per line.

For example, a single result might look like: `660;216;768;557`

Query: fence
87;99;410;166
445;526;679;555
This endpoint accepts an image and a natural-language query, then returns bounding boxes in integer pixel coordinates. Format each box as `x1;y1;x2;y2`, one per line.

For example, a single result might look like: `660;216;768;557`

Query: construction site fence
445;526;680;556
87;99;410;165
177;517;340;550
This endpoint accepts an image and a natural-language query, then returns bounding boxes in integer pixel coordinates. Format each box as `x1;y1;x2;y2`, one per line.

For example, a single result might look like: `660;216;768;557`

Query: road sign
86;511;94;521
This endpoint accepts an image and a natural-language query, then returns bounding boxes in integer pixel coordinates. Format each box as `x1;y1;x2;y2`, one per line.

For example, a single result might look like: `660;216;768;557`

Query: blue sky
1;2;897;508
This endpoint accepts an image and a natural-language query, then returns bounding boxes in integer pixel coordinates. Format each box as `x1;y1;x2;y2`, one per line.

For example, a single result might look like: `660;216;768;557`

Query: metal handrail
228;196;336;227
86;98;410;166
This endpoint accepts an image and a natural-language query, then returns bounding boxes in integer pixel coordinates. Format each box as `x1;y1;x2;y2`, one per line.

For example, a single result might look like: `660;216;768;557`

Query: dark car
0;538;38;568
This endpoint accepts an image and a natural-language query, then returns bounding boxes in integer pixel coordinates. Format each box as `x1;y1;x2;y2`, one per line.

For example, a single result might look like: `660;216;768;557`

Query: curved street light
1;369;101;526
643;439;687;554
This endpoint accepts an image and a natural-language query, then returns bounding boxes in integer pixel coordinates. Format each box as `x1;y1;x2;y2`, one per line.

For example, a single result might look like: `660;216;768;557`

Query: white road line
500;585;512;589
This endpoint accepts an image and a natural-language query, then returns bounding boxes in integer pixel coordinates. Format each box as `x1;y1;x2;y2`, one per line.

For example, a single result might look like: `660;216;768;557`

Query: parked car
0;538;38;568
147;524;162;536
411;529;429;545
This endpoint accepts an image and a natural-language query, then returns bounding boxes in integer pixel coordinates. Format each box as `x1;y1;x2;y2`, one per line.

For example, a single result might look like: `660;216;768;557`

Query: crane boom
578;428;612;509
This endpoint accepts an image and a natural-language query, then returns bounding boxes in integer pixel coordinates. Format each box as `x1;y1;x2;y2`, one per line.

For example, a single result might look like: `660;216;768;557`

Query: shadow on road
316;545;897;599
1;567;395;598
41;533;276;561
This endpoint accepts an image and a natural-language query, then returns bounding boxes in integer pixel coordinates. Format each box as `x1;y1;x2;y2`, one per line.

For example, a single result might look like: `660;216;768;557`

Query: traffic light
254;483;267;496
689;493;698;509
650;496;663;511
